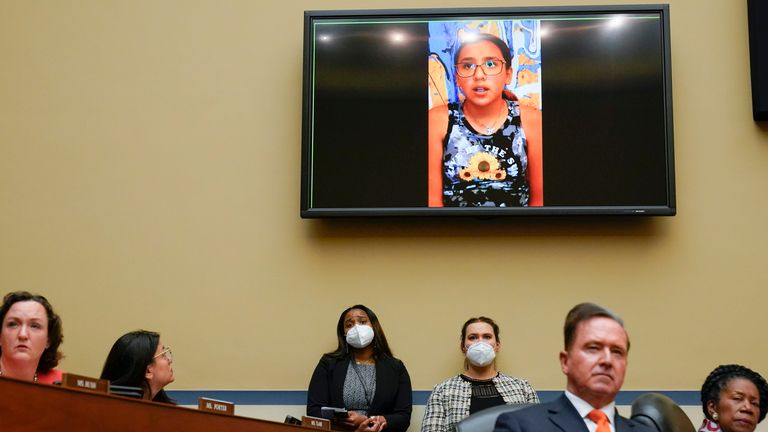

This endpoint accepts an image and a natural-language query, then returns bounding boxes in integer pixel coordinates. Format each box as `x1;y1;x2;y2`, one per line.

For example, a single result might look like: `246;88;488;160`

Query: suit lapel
547;394;590;432
370;357;389;411
332;358;349;407
614;413;636;432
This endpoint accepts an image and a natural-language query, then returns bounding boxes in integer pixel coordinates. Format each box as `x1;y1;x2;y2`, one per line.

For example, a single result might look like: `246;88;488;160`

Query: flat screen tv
301;5;675;217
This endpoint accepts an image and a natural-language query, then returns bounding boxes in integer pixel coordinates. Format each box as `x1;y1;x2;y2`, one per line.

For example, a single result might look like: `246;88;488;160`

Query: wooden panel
0;377;310;432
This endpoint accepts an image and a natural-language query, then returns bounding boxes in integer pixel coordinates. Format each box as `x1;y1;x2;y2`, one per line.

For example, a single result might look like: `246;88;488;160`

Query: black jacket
307;354;412;432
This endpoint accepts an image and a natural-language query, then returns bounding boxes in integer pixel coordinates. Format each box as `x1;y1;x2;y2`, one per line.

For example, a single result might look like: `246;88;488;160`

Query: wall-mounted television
301;5;675;217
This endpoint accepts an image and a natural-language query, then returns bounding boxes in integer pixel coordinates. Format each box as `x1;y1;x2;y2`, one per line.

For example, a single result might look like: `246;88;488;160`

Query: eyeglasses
455;59;506;78
153;347;173;362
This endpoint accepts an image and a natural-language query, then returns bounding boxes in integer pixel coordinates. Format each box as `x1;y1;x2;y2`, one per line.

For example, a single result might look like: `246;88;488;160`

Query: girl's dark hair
325;304;393;360
0;291;64;373
701;364;768;422
100;330;174;404
461;316;501;343
455;33;513;70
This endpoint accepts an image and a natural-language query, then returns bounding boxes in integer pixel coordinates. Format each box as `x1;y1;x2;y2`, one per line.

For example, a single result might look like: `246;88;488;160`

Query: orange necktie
587;409;611;432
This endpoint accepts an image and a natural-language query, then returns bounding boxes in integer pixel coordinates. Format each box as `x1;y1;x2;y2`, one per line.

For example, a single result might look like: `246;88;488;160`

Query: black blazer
493;394;656;432
307;354;412;432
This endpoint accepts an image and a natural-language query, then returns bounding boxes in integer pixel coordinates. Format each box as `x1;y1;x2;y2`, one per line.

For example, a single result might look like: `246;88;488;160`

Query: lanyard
350;361;374;408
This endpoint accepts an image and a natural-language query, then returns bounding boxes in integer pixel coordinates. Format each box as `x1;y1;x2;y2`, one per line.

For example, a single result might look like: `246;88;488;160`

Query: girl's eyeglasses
455;59;506;77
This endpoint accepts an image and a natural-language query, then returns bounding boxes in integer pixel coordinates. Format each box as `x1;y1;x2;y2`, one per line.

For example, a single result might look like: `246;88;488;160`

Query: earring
712;413;719;421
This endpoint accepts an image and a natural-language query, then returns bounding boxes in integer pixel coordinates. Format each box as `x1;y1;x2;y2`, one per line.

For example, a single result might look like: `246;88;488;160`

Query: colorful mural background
428;20;542;110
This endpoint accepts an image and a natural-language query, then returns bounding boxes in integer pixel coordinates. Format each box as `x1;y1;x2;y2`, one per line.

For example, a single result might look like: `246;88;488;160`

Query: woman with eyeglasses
428;32;537;207
307;305;412;432
0;291;64;384
100;330;175;403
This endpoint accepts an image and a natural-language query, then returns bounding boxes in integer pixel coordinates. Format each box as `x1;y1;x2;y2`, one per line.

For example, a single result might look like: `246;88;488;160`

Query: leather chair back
630;393;695;432
454;403;533;432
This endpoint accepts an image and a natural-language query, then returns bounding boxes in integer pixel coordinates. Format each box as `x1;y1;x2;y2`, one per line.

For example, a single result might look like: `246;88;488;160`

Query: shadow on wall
303;216;672;241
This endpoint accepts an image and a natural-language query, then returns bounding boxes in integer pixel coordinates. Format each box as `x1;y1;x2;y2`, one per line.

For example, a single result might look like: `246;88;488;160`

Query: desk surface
0;377;312;432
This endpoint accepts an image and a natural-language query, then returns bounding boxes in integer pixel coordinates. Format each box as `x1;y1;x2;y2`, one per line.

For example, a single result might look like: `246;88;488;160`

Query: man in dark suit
494;303;655;432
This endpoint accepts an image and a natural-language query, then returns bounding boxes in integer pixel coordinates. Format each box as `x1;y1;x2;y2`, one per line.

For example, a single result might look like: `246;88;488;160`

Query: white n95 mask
466;341;496;367
346;324;375;349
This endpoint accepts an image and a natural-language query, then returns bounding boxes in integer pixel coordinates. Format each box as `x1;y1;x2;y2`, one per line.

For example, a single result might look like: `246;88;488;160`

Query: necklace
466;102;507;135
0;368;39;383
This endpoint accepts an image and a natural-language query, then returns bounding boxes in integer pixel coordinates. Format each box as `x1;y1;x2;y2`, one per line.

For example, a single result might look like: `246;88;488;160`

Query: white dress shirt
564;390;617;432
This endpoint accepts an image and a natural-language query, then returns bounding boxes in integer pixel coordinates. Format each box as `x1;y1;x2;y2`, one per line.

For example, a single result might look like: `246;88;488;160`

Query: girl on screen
428;31;542;207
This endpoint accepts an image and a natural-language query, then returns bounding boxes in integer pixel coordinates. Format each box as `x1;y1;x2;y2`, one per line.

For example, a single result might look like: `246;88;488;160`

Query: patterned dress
420;373;539;432
442;98;529;207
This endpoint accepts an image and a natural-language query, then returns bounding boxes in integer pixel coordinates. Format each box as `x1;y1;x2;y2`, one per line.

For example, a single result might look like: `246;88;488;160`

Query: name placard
197;397;235;416
61;373;110;394
301;416;331;430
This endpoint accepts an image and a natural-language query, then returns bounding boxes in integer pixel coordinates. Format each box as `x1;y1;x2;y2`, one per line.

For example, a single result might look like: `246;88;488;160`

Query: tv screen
301;5;675;217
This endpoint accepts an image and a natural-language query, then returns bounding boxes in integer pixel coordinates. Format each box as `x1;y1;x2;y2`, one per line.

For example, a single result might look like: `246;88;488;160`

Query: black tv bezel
300;4;676;218
747;0;768;121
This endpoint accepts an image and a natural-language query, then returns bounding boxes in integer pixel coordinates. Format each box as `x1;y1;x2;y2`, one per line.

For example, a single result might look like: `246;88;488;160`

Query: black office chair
454;403;533;432
109;384;143;399
630;393;695;432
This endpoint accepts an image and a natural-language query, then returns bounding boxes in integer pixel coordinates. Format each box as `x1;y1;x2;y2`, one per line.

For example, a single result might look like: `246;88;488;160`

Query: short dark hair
455;33;513;70
461;316;500;343
563;302;628;351
326;304;394;359
100;330;174;404
701;364;768;423
0;291;64;373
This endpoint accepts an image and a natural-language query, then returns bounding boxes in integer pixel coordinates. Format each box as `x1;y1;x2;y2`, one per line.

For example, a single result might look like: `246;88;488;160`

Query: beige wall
1;0;766;394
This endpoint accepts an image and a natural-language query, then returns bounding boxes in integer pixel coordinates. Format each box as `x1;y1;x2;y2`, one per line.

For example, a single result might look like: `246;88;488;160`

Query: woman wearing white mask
421;317;538;432
307;305;412;432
